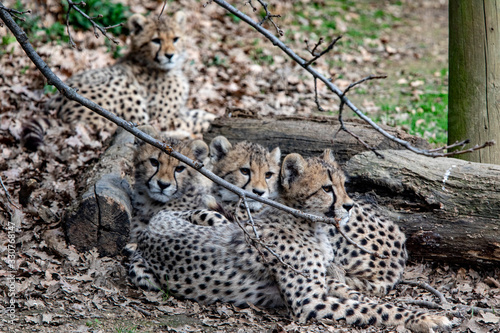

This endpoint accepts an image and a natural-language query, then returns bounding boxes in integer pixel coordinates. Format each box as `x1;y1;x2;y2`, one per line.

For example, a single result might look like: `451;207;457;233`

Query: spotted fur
126;150;450;332
21;12;215;151
129;126;211;241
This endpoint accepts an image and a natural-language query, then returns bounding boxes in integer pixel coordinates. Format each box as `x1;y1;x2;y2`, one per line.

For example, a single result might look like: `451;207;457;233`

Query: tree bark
64;130;135;256
205;116;430;164
448;0;500;164
345;150;500;265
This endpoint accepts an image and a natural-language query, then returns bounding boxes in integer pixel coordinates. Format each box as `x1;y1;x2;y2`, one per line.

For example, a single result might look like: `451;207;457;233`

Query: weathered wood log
345;149;500;265
65;130;136;256
207;117;500;265
205;116;431;164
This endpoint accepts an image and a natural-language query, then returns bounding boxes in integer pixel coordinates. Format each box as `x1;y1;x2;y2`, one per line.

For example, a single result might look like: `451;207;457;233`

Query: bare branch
65;0;122;47
247;0;283;36
210;0;494;158
304;36;342;67
305;37;324;56
335;75;387;158
0;3;30;25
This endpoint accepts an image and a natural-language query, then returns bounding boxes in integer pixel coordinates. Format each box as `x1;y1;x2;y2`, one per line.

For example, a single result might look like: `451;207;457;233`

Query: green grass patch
289;0;400;49
376;71;448;145
10;0;129;47
65;0;130;36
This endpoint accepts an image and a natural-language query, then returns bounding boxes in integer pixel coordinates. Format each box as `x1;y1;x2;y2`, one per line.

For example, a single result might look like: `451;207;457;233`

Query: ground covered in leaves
1;0;499;332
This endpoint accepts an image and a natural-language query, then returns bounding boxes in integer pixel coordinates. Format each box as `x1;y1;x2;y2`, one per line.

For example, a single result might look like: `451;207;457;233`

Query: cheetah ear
321;149;336;164
190;140;209;161
209;136;232;163
128;14;147;35
270;147;281;166
281;153;306;189
135;125;159;145
173;11;186;30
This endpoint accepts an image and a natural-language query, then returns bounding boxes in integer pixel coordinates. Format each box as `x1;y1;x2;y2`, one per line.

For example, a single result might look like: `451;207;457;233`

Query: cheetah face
209;136;281;211
134;128;209;203
127;12;186;70
280;150;354;225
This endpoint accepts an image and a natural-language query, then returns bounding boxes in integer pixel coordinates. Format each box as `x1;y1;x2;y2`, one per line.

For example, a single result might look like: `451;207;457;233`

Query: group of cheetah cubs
21;8;450;330
125;127;450;332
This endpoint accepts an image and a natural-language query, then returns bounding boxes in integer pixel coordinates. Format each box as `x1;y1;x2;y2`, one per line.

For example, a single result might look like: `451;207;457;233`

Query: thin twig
130;303;152;317
402;280;447;304
313;78;325;112
233;197;310;278
159;1;168;19
65;0;122;47
0;176;19;210
304;36;342;67
251;0;283;36
0;3;30;23
428;139;470;152
305;37;324;56
210;0;494;158
335;75;387;158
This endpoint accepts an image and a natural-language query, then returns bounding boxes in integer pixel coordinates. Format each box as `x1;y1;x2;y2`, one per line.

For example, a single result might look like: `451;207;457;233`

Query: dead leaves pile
0;0;499;332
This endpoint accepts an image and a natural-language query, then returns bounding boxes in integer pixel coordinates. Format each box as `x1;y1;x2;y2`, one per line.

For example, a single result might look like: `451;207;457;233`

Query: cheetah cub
22;11;215;150
129;126;211;241
208;136;281;220
126;150;450;333
160;136;281;227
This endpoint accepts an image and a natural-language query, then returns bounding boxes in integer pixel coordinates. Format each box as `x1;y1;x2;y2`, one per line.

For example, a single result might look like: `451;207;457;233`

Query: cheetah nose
343;203;354;211
157;180;171;190
253;189;265;196
165;53;174;60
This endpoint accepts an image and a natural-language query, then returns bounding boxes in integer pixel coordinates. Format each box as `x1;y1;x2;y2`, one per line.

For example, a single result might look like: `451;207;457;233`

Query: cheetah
129;126;212;241
155;136;282;228
126;150;450;332
207;136;281;221
21;11;215;150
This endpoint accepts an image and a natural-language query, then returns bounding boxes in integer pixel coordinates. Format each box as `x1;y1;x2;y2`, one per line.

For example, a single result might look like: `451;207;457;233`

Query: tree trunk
448;0;500;164
345;150;500;265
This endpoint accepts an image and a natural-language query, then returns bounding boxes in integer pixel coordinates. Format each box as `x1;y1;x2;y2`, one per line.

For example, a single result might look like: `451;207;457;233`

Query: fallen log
345;150;500;265
66;116;500;265
204;115;431;163
64;130;135;256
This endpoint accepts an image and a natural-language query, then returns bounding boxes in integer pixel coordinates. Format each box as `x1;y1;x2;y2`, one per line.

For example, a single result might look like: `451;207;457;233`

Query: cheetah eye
265;172;274;179
322;185;333;193
149;158;159;167
175;165;186;173
240;168;250;176
151;38;161;44
173;37;179;43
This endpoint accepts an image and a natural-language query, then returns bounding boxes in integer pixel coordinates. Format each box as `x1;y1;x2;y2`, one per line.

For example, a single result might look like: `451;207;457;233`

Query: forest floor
1;0;499;332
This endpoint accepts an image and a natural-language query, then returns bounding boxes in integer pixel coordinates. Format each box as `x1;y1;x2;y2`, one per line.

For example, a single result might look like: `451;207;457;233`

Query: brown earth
0;0;499;332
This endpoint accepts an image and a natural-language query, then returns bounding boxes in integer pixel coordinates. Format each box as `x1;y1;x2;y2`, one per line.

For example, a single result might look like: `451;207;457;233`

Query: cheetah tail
21;117;58;151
